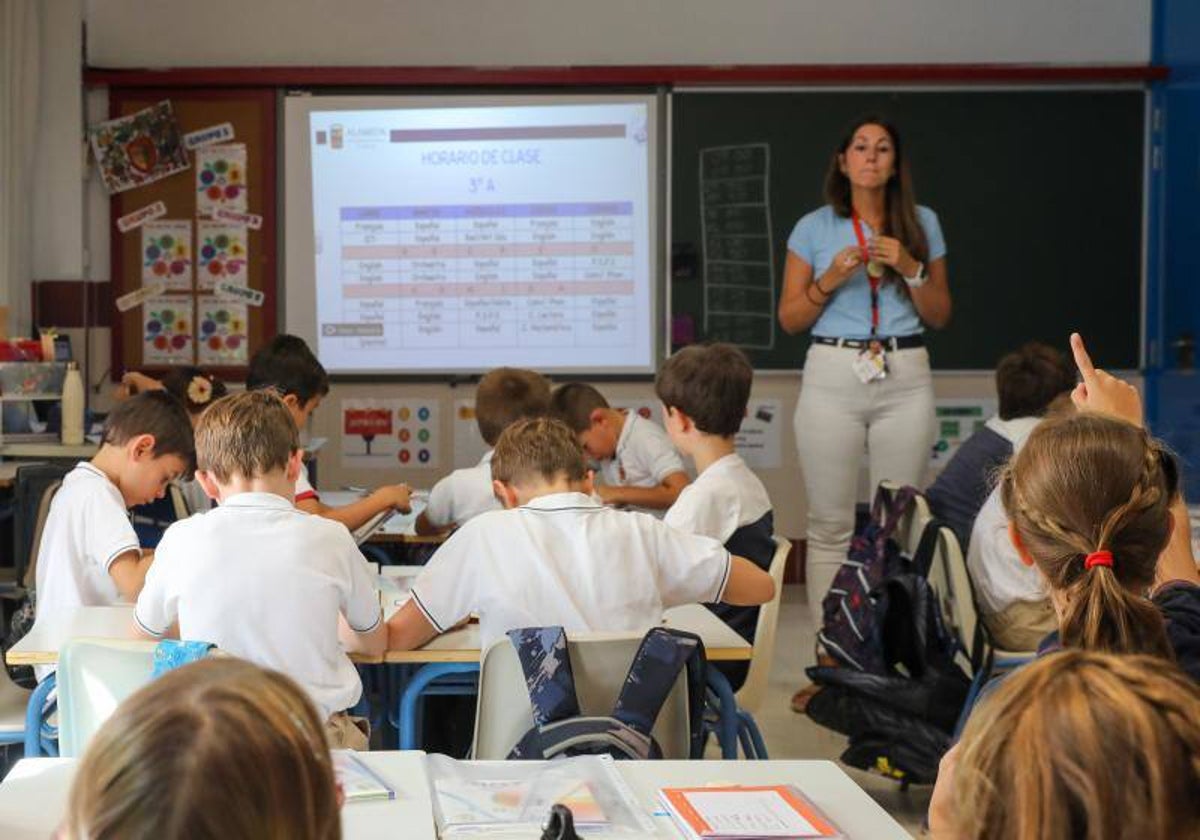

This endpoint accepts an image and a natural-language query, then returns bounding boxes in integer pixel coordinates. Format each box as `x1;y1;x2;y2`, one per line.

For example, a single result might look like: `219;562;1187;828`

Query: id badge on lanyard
851;212;888;384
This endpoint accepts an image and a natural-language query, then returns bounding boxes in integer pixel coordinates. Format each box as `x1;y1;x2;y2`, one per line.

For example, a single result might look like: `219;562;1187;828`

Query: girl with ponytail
999;334;1200;674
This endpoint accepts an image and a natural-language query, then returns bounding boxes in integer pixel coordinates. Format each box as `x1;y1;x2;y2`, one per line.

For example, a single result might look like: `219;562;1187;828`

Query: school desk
320;490;447;546
0;752;910;840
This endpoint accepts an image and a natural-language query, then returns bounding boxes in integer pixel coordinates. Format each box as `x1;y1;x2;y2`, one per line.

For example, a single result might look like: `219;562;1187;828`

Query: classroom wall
37;1;1152;540
83;0;1152;67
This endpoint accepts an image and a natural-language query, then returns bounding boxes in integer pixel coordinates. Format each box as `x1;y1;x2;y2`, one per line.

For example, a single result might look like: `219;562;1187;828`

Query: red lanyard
851;212;881;337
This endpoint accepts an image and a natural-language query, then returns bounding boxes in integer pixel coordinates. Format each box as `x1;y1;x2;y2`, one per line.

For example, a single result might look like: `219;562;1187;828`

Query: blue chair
392;663;479;750
56;639;157;757
19;673;58;757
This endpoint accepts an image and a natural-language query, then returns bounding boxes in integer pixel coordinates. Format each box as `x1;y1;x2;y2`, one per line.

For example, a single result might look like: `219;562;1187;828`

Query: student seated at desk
658;343;775;690
387;417;774;652
134;390;386;749
248;334;412;530
550;382;689;515
119;365;228;530
64;658;341;840
415;366;550;535
31;392;194;680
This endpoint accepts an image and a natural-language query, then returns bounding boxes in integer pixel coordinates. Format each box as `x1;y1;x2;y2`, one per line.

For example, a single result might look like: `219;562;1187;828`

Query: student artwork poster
342;398;440;469
142;296;194;365
196;297;248;365
195;143;248;217
90;100;190;194
140;220;193;290
196;221;249;291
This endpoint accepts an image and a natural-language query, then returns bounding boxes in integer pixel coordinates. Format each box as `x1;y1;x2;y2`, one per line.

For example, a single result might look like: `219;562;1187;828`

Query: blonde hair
953;650;1200;839
64;658;339;840
195;390;298;483
1000;412;1177;658
492;417;587;485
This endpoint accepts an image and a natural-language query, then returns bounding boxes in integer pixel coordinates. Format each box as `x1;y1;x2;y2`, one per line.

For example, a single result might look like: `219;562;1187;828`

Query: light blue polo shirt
787;204;946;339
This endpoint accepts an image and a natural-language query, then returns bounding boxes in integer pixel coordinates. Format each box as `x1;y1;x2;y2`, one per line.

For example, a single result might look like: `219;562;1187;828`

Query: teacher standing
778;116;951;689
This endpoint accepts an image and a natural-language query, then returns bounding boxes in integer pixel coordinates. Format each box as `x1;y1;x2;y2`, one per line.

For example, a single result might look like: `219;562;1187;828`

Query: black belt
813;335;924;351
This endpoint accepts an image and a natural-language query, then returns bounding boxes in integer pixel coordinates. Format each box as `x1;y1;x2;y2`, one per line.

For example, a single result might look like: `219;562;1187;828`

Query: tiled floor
742;583;930;836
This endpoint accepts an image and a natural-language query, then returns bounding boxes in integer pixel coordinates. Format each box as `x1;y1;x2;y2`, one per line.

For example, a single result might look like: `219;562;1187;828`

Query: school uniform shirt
787;204;946;339
665;453;774;685
134;492;381;719
598;413;686;516
32;462;140;680
423;450;500;529
409;491;732;651
295;462;318;503
967;486;1047;616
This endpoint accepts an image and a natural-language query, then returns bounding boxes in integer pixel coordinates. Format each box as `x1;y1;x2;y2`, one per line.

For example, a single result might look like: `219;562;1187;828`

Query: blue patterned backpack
505;626;707;760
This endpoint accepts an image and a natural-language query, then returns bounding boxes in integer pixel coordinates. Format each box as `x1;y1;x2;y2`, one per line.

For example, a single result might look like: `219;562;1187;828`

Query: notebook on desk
352;508;397;545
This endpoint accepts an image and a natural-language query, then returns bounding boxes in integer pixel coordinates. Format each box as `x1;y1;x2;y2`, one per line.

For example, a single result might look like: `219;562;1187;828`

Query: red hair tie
1084;550;1114;570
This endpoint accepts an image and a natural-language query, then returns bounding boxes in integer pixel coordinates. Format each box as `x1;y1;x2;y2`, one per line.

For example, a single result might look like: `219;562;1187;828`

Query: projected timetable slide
307;101;656;374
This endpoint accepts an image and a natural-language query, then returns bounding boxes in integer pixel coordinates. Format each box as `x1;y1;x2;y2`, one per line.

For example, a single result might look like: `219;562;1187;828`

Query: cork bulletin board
107;88;277;381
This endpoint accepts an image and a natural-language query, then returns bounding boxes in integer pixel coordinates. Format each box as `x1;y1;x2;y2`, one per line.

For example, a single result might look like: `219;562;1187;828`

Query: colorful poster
89;100;189;194
196;221;248;290
931;399;998;467
195;143;248;217
735;398;783;469
141;220;193;290
341;399;440;469
196;296;248;365
142;296;194;365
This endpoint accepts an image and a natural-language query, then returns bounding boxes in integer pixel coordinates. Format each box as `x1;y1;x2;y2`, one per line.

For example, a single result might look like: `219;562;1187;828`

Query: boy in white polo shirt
32;391;194;680
247;334;412;530
415;367;550;535
134;390;385;749
551;382;688;515
387;417;774;652
659;343;775;690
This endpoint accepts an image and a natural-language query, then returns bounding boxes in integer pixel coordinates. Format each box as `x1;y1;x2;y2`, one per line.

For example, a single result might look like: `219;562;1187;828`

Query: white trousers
793;343;936;631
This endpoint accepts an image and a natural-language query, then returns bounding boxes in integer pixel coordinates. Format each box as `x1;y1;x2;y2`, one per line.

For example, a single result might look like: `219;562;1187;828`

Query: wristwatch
903;262;928;288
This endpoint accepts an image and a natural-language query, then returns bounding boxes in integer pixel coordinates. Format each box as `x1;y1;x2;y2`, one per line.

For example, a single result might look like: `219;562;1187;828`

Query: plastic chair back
735;536;790;713
472;632;691;760
56;639;157;757
15;464;70;588
937;525;982;662
23;479;64;590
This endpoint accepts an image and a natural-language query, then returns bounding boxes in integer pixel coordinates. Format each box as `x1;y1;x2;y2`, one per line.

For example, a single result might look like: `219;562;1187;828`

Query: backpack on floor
809;507;971;786
506;625;707;760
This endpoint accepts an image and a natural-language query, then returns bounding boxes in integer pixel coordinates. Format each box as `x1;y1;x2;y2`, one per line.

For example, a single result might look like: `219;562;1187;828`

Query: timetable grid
329;202;639;349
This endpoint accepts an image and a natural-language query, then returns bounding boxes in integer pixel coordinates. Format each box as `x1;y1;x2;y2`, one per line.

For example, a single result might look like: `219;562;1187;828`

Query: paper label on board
116;201;167;233
213;207;263;230
215;280;265;307
115;282;168;312
183;122;236;150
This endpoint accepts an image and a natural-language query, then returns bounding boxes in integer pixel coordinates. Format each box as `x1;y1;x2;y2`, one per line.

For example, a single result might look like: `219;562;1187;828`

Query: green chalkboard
670;90;1145;370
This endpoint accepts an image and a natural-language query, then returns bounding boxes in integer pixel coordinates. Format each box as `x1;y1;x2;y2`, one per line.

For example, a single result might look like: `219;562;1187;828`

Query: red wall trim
84;63;1168;89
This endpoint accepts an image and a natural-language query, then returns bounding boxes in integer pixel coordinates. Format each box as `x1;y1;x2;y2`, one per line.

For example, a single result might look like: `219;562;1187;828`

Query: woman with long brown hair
929;650;1200;839
778;117;951;707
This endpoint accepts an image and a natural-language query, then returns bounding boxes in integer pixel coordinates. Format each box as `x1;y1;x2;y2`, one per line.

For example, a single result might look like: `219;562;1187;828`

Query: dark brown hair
492;417;588;485
195;390;298;483
103;391;195;469
1000;413;1178;658
549;383;610;434
159;366;228;417
247;334;329;405
954;650;1200;840
824;115;929;283
475;367;552;446
655;343;752;437
65;658;340;840
995;342;1076;420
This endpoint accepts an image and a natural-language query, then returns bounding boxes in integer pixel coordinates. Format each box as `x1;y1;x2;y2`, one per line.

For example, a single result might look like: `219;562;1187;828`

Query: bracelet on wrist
813;275;831;296
805;285;826;307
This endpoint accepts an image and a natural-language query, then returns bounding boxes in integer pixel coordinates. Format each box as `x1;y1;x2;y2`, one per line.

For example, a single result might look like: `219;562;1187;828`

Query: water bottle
61;361;84;445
